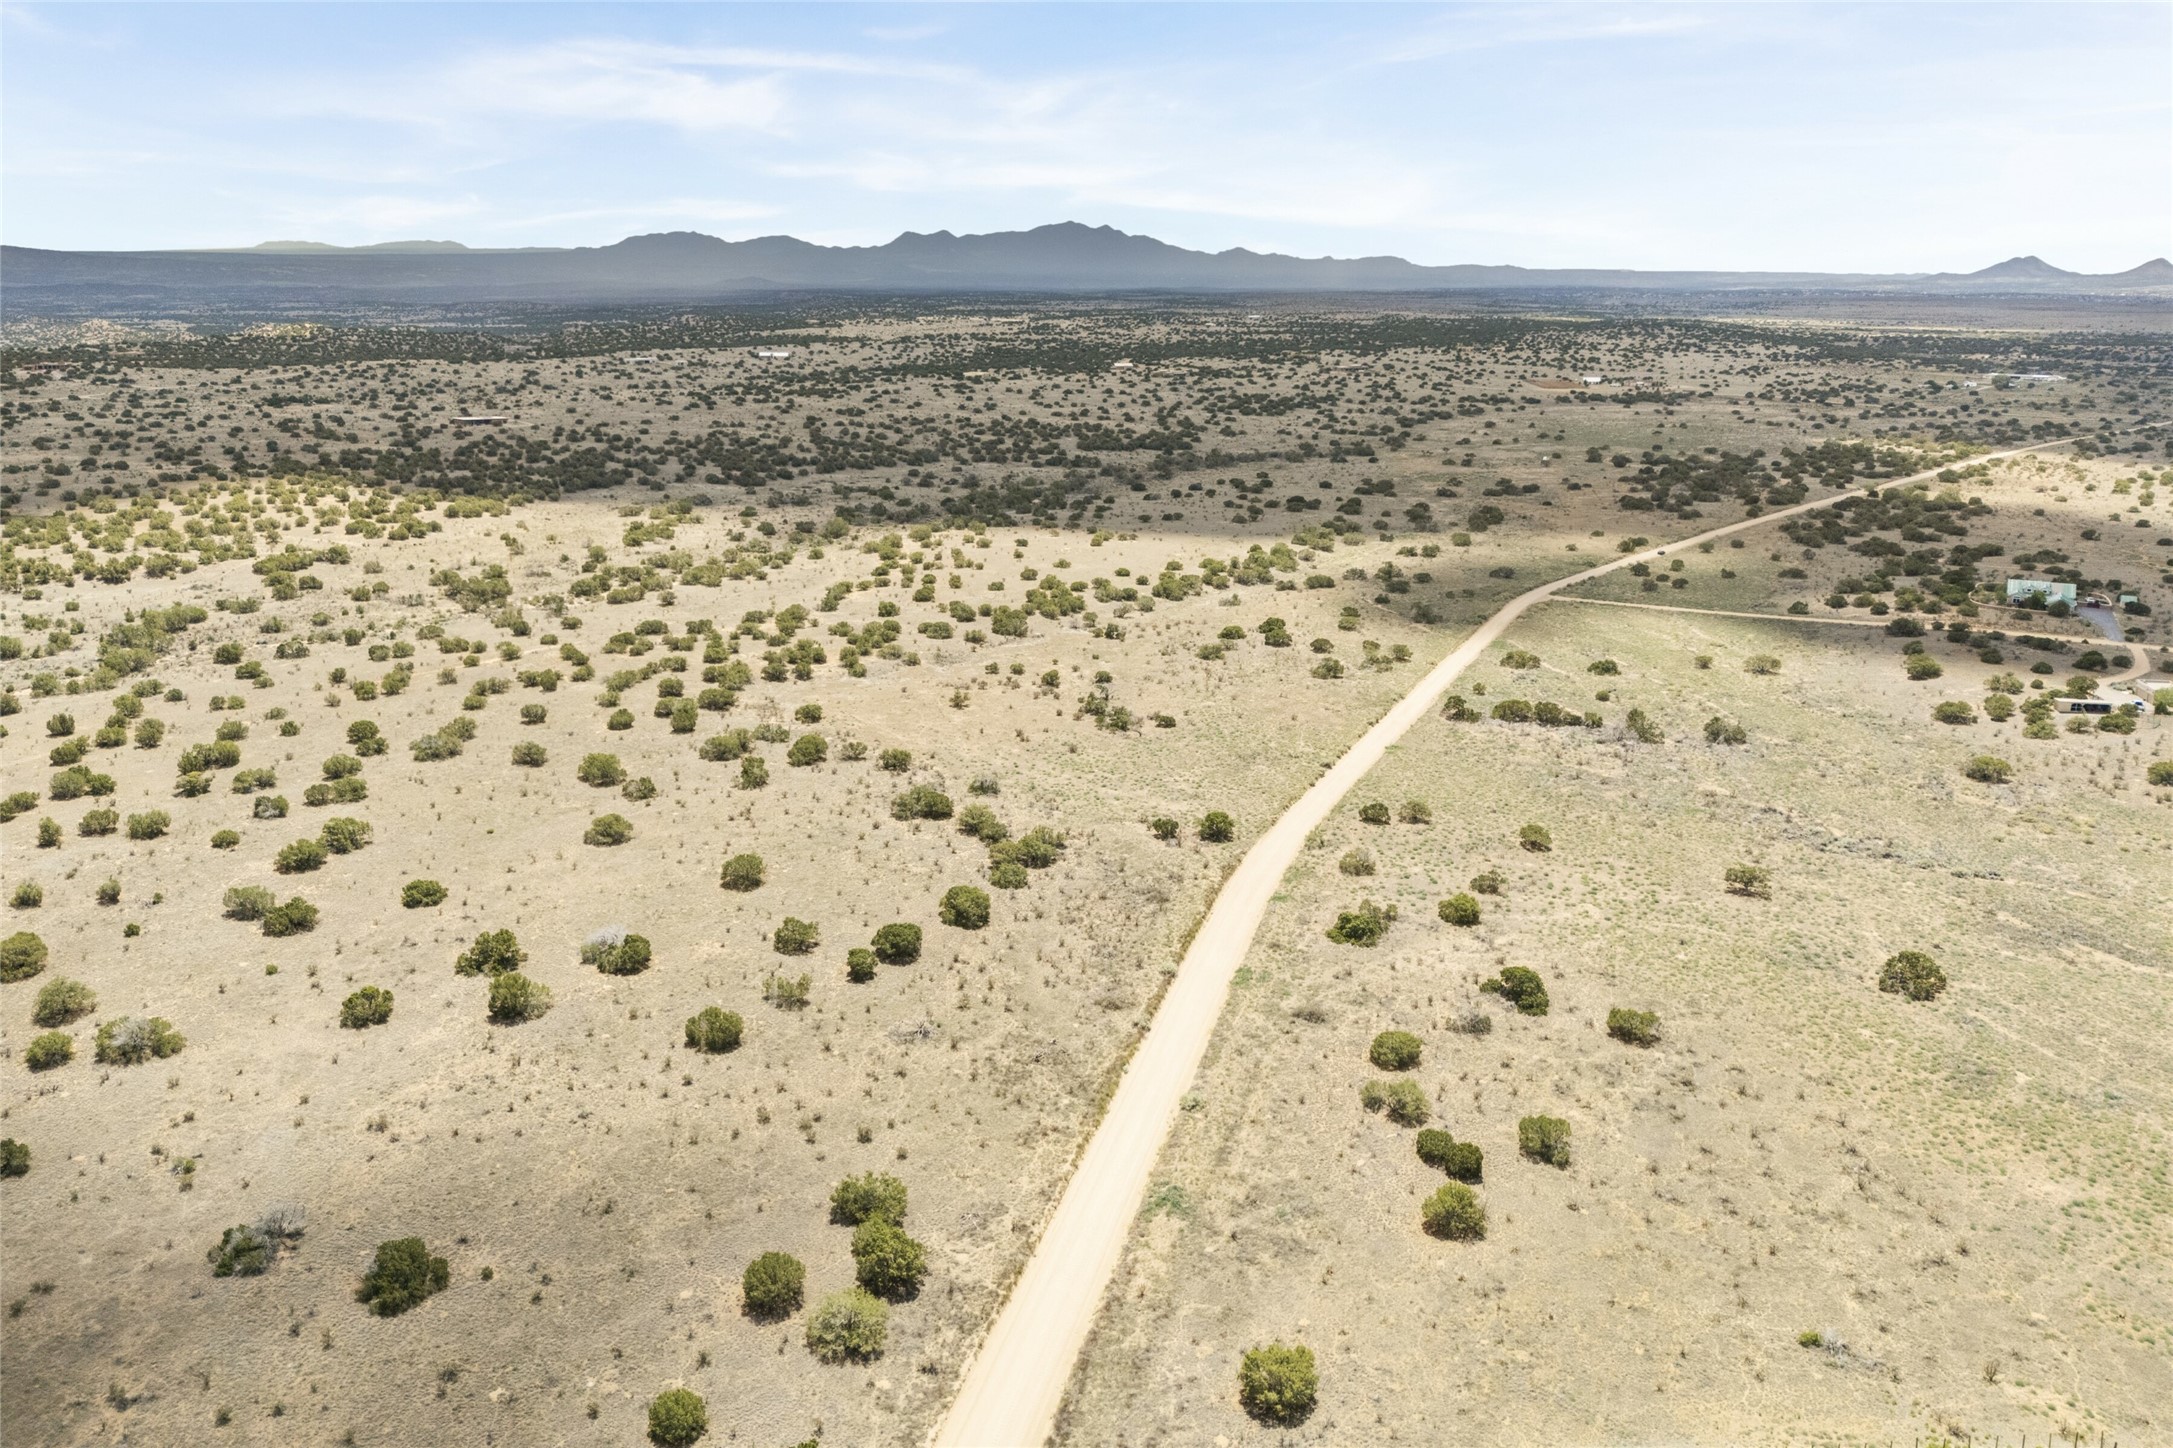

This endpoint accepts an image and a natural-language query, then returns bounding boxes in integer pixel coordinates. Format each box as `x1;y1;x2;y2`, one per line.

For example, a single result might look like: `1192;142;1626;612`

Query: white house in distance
2006;577;2077;605
753;347;792;360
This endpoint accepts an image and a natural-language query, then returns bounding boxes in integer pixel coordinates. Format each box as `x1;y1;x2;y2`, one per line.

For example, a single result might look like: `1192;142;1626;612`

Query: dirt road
929;439;2080;1447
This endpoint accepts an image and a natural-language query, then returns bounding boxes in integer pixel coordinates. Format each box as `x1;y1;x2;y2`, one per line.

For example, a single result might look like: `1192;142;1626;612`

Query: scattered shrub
1904;653;1944;681
2147;760;2173;787
787;733;828;767
957;803;1007;842
1702;716;1748;745
1357;801;1391;825
340;987;394;1029
1744;654;1782;675
646;1389;708;1448
78;808;119;837
582;929;652;975
878;748;912;772
1359;1078;1430;1126
261;898;319;937
1325;899;1394;947
718;853;765;892
830;1172;908;1226
1470;869;1505;896
510;742;547;768
742;1251;805;1319
1338;848;1375;877
805;1288;888;1363
94;1015;185;1065
1421;1181;1488;1240
1932;700;1976;725
1199;810;1236;843
274;838;327;873
763;971;811;1009
1437;893;1480;926
95;877;121;906
455;929;526;976
890;784;953;821
684;1007;744;1053
486;972;553;1023
1481;966;1549;1015
222;886;276;921
209;1224;272;1278
0;1139;27;1177
1416;1130;1484;1182
0;931;49;982
1606;1007;1660;1046
32;977;95;1026
1399;799;1433;824
938;885;990;930
1518;1114;1572;1167
578;753;627;787
126;811;171;841
773;917;820;955
846;947;878;983
584;813;635;846
402;879;447;909
1517;823;1552;852
10;882;43;910
1964;755;2014;783
252;794;289;819
319;817;372;854
210;829;241;850
851;1219;928;1299
1724;864;1771;898
1237;1342;1318;1425
1878;949;1947;1002
357;1237;450;1316
25;1031;73;1071
1368;1030;1422;1071
871;923;922;965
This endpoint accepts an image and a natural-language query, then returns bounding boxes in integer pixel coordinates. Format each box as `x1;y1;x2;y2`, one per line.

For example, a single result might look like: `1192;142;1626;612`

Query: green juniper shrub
340;987;394;1029
1339;848;1375;877
1437;892;1481;926
261;898;319;938
126;811;171;841
1931;700;1975;725
1150;816;1180;841
938;885;991;930
1198;810;1235;843
208;1224;271;1278
510;742;547;768
1;931;50;981
222;886;276;921
1470;869;1505;896
321;754;363;780
455;929;526;976
1606;1007;1660;1046
1416;1129;1483;1182
2147;760;2173;787
1964;755;2014;783
95;877;121;906
878;748;912;772
718;853;765;892
1481;966;1549;1015
401;879;447;909
79;808;119;837
607;708;635;731
357;1237;450;1316
1878;949;1947;1002
1518;1114;1573;1167
621;775;657;802
1421;1182;1487;1241
577;753;626;787
890;784;952;821
851;1218;929;1299
1237;1342;1318;1426
1724;864;1771;898
646;1389;708;1448
1356;801;1391;825
773;917;820;955
846;948;878;983
830;1172;908;1226
957;803;1008;843
763;972;811;1009
582;929;652;975
787;733;828;767
252;794;289;819
871;923;922;964
1518;823;1553;852
988;859;1029;890
742;1252;806;1319
486;972;552;1024
519;704;547;725
699;730;751;762
0;1139;28;1177
32;977;96;1026
684;1007;744;1054
739;755;768;790
94;1016;185;1065
805;1288;888;1363
319;818;371;854
1368;1030;1422;1071
25;1031;73;1071
211;829;241;850
11;881;43;910
274;838;327;873
584;813;635;846
36;818;60;849
1325;899;1395;947
1359;1078;1430;1126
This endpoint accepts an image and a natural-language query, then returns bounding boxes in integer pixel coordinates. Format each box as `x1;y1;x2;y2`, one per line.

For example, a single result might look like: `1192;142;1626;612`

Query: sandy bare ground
930;440;2084;1445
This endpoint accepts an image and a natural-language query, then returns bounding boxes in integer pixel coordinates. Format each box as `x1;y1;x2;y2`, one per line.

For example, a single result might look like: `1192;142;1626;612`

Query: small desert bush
1481;966;1549;1015
486;972;553;1024
1437;893;1480;926
510;741;547;768
208;1224;272;1278
340;987;394;1029
1932;700;1976;725
718;853;765;891
1518;822;1553;851
1415;1129;1483;1182
1606;1007;1660;1046
805;1288;888;1363
1724;864;1771;898
274;838;328;874
1702;716;1748;745
357;1238;449;1316
1199;810;1235;843
401;879;447;909
0;1139;27;1177
772;917;820;954
25;1031;74;1071
1518;1114;1572;1167
1337;847;1374;877
94;1015;185;1065
684;1007;744;1053
210;829;240;850
1359;1078;1430;1126
763;971;811;1009
252;794;288;819
1964;755;2014;783
33;977;96;1026
1237;1342;1317;1425
851;1219;928;1299
0;931;49;982
1904;653;1944;681
846;948;877;983
787;733;828;767
742;1251;805;1319
223;886;276;921
1357;801;1391;825
738;755;768;789
830;1171;908;1226
1878;949;1947;1002
1368;1030;1422;1071
891;784;953;821
1325;899;1394;947
582;928;652;975
261;898;319;937
577;752;626;787
1421;1182;1487;1240
878;747;913;772
126;811;171;841
584;813;634;846
10;882;43;910
456;929;526;976
78;808;119;837
647;1389;708;1448
319;817;372;854
939;885;990;930
871;923;922;964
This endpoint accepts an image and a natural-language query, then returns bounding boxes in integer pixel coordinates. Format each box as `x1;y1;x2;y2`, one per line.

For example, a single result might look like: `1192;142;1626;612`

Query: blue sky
3;2;2166;271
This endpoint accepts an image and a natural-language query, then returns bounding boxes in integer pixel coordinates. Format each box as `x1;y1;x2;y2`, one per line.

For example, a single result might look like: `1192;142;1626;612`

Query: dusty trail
931;438;2080;1447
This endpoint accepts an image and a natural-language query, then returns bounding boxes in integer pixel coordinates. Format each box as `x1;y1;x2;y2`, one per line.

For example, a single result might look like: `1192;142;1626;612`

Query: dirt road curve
930;438;2080;1447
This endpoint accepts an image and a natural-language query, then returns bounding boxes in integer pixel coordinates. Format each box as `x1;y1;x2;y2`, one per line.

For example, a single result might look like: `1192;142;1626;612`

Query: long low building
2006;577;2077;605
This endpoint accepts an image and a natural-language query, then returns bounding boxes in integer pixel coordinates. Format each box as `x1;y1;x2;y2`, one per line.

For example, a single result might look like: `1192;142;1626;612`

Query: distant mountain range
5;223;2169;305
